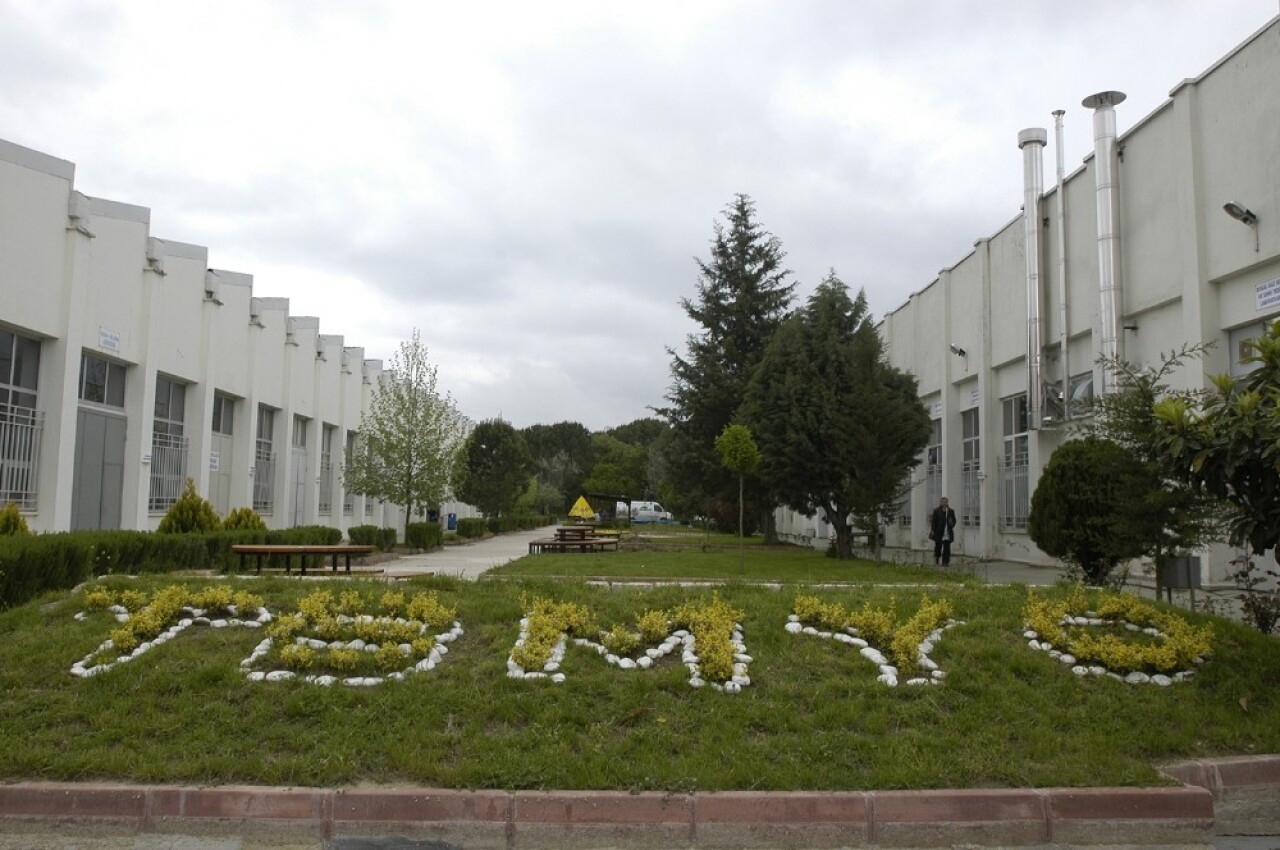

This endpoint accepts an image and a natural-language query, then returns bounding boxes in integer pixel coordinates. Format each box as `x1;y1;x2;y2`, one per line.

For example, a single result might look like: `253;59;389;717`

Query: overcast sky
3;1;1276;431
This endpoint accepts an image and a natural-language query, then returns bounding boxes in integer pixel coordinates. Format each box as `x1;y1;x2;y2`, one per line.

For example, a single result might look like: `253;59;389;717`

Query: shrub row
0;525;340;610
346;525;398;551
405;522;442;550
455;518;488;539
486;514;554;534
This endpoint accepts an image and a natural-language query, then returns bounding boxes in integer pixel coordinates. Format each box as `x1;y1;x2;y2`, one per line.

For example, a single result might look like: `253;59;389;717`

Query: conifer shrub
0;502;31;536
222;506;267;531
157;479;221;534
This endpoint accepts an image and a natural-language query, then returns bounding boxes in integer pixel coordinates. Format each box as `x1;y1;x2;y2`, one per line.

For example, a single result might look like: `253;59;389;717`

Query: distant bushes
346;525;398;551
405;522;442;550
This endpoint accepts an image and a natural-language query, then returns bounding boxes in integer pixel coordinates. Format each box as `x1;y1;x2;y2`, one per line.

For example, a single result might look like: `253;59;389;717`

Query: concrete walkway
382;525;553;580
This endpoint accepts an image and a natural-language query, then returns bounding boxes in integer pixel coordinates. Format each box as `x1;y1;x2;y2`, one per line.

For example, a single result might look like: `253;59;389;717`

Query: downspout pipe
1083;90;1127;395
1019;128;1048;430
1053;110;1069;418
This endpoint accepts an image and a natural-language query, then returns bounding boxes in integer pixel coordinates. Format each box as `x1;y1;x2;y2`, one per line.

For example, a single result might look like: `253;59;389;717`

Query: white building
0;139;474;535
776;15;1280;583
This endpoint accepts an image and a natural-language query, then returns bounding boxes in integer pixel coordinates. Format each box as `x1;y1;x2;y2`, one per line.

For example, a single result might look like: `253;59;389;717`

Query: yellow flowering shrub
847;598;897;648
636;609;670;643
118;590;149;612
375;643;406;672
328;649;360;671
280;644;316;670
411;636;436;655
83;588;115;610
191;585;233;611
299;590;336;622
671;594;743;683
232;590;264;613
405;592;457;630
380;591;406;616
601;625;640;656
266;613;306;642
889;597;954;669
336;590;365;616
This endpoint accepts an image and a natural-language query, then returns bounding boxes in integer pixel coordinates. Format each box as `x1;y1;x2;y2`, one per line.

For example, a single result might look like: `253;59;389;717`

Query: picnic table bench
231;544;377;576
528;526;622;554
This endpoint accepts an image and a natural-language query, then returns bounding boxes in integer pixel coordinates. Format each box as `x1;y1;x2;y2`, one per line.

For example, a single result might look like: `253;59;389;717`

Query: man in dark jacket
929;497;957;567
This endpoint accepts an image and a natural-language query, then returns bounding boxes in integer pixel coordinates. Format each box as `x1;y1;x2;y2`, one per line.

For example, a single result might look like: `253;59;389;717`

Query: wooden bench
528;537;620;554
231;544;377;576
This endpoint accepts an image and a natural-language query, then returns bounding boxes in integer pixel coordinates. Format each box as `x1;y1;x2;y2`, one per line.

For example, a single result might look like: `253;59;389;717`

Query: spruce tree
658;195;794;531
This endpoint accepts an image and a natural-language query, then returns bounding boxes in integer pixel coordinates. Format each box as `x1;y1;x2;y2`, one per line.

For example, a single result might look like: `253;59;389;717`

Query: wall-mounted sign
969;388;980;408
930;401;943;419
209;451;220;472
1256;278;1280;312
98;326;120;352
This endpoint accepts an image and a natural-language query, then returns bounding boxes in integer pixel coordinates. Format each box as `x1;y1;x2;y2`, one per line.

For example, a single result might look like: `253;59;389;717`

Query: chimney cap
1018;128;1048;148
1082;90;1127;109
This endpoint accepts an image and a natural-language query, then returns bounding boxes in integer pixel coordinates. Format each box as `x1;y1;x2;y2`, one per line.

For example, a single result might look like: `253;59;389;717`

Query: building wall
781;15;1280;583
0;139;478;537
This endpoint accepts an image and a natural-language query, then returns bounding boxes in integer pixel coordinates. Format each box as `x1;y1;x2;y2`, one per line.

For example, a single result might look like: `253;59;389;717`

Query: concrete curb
0;779;1225;849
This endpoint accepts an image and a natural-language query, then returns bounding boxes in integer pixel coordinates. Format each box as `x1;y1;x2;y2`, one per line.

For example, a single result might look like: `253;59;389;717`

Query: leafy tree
521;421;593;510
157;478;222;533
581;434;647;501
1028;437;1163;585
658;194;795;537
715;423;761;571
744;274;930;559
456;419;534;517
1078;346;1227;588
1153;319;1280;562
342;328;468;542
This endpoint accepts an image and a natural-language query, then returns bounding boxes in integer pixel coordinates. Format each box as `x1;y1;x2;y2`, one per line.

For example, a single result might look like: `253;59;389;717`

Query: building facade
0;139;475;535
776;16;1280;583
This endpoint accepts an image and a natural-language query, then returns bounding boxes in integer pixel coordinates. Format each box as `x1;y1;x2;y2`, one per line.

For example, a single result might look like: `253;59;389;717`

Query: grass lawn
1;559;1277;792
488;544;959;584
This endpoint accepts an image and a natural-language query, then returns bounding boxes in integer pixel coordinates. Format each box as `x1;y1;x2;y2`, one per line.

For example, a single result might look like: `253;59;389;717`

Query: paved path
382;525;552;580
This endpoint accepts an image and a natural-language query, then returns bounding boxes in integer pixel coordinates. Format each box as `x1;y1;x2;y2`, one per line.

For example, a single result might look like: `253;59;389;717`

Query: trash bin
447;513;457;531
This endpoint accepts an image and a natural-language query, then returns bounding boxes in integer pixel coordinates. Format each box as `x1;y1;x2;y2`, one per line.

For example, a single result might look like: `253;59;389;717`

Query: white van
614;500;673;523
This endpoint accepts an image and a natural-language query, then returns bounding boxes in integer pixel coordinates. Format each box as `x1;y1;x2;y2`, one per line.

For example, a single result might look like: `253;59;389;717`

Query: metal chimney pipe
1053;109;1069;418
1019;127;1048;430
1082;90;1126;395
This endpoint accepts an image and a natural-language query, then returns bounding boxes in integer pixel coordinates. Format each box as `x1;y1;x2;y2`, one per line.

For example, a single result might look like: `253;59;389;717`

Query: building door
71;409;126;530
290;415;308;527
209;393;235;516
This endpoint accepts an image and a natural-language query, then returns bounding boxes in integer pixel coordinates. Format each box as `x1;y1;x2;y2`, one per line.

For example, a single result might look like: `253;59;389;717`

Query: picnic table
230;544;377;576
528;526;622;554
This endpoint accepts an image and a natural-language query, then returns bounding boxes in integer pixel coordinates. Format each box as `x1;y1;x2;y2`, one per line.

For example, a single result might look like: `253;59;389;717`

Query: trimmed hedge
0;525;345;609
455;518;488;539
405;522;442;550
346;525;398;551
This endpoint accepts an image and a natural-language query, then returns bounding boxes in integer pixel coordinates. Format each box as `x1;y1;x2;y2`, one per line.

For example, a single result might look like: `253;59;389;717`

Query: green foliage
658;194;795;533
404;521;443;550
346;525;397;550
744;274;930;558
455;517;488;539
1028;437;1161;586
0;502;31;536
456;418;534;517
156;478;222;534
341;328;468;541
1152;319;1280;562
521;421;593;514
715;423;761;476
580;433;648;500
222;506;267;531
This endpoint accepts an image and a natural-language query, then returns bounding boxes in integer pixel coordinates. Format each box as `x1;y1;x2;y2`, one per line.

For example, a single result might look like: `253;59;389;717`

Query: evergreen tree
521;421;593;510
342;329;468;541
456;419;534;517
743;274;930;559
658;195;794;534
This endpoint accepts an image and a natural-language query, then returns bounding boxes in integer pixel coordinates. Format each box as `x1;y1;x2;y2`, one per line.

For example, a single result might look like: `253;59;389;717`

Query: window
960;408;980;528
211;393;235;435
79;353;126;408
342;430;356;516
0;330;43;510
924;417;942;512
149;376;188;512
318;424;335;515
1000;394;1030;530
254;405;276;513
895;473;913;527
292;415;307;449
1228;322;1268;378
1068;372;1094;418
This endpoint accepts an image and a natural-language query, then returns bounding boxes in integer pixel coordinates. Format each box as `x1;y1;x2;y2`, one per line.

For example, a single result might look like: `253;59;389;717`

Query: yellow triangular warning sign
568;495;595;520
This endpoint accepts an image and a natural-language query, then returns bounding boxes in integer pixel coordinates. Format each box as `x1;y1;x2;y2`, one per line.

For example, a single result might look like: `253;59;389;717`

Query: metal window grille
961;461;981;527
253;445;275;514
999;439;1029;530
0;402;43;510
895;475;913;527
148;431;189;512
318;458;333;515
364;500;374;518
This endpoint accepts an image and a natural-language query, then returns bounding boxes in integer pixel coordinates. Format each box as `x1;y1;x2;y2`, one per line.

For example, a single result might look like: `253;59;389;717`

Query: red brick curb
0;779;1227;848
1160;753;1280;796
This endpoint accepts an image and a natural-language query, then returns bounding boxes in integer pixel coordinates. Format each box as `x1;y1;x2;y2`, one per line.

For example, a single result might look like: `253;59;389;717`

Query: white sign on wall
931;402;943;419
209;451;220;472
1256;278;1280;312
969;388;980;408
98;326;120;352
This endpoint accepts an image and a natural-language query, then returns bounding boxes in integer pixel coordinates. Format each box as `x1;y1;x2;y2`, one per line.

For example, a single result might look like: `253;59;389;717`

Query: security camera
948;344;966;357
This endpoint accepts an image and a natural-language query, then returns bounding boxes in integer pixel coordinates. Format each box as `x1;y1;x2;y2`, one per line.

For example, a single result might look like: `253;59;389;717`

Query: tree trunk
760;507;779;545
834;521;854;560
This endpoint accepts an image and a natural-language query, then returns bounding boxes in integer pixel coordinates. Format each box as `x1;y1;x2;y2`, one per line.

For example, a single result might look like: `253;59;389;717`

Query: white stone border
506;619;753;694
784;615;961;687
240;618;463;687
1023;610;1202;686
70;604;273;678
